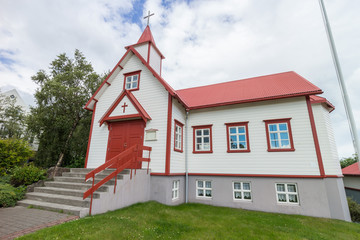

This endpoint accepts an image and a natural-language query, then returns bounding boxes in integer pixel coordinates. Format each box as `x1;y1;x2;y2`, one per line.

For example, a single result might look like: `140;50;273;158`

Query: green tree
28;50;102;175
0;93;26;139
0;138;32;176
340;154;358;168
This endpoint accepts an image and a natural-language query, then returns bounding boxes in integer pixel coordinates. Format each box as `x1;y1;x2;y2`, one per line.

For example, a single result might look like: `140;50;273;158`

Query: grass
18;201;360;240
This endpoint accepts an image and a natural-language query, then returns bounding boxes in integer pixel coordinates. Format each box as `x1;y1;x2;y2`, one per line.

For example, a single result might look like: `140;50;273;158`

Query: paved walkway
0;206;78;239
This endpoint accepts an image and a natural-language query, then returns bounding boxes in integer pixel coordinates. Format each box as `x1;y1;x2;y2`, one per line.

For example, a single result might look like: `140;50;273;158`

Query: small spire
144;11;154;26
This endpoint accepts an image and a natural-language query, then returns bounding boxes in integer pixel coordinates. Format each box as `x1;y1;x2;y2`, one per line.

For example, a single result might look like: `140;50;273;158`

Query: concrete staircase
17;168;130;218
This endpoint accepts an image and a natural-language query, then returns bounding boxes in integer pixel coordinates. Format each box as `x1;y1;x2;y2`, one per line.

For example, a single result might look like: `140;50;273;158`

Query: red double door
106;120;145;169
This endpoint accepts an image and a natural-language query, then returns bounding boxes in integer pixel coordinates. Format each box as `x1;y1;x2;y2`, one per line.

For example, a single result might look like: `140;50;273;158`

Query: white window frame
196;180;212;198
172;180;180;201
233;182;252;201
174;120;183;152
275;183;299;204
194;128;211;152
229;126;247;150
268;123;290;149
125;74;139;90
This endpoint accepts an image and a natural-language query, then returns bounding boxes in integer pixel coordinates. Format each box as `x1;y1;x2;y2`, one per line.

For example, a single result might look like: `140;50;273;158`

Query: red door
106;120;145;168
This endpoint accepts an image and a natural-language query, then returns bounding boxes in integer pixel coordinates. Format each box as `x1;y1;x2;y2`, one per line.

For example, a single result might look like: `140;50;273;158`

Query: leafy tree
0;93;26;139
0;138;32;176
340;154;358;168
28;49;102;175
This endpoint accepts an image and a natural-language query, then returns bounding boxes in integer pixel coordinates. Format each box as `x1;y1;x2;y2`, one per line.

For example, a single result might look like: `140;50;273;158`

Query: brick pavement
0;206;78;239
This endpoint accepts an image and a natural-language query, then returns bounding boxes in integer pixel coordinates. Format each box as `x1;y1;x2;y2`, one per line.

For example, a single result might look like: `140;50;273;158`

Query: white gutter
185;110;189;203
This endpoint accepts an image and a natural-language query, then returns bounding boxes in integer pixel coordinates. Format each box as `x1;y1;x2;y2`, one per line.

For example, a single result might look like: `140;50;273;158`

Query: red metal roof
342;162;360;176
310;95;335;112
176;71;323;109
125;26;165;59
137;25;155;44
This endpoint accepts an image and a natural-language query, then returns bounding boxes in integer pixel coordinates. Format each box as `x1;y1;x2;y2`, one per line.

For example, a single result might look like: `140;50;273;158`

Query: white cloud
0;0;359;158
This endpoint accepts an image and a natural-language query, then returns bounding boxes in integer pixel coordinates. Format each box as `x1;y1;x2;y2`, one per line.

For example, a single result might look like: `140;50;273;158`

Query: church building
84;25;350;221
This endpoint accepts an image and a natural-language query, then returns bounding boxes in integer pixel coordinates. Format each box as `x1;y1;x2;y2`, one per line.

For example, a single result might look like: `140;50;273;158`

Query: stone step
34;187;100;199
17;199;89;217
69;168;95;173
26;192;90;208
53;176;117;185
62;172;125;180
45;181;109;192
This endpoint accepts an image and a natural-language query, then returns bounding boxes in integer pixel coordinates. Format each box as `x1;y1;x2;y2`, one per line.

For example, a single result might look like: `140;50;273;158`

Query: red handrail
83;144;152;215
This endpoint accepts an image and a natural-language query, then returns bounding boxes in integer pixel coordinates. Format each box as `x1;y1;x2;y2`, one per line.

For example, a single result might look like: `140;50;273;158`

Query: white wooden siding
87;69;125;168
149;44;161;75
186;97;321;175
343;176;360;189
134;43;148;62
312;103;342;175
170;99;186;173
87;53;169;172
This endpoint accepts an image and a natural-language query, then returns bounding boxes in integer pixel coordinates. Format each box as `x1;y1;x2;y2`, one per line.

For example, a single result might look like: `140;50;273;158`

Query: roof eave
185;91;323;110
84;49;132;111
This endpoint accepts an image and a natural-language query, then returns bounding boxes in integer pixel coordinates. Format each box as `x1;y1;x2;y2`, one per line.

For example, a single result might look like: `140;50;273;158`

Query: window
264;118;295;152
174;120;184;152
225;122;250;152
275;183;299;204
196;180;212;198
123;71;141;91
233;182;252;201
172;180;180;200
192;125;213;153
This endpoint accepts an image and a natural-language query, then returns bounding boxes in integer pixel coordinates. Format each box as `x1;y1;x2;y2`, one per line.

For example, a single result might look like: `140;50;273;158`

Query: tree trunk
51;117;80;178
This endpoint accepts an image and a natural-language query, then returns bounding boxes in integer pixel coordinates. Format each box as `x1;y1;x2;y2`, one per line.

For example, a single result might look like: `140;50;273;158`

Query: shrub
0;138;32;176
0;175;11;184
10;164;47;187
65;157;85;168
0;183;25;207
348;197;360;222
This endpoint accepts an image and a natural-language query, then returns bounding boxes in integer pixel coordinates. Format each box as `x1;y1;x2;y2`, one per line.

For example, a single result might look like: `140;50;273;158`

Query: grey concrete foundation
150;174;351;221
150;176;185;205
91;170;151;215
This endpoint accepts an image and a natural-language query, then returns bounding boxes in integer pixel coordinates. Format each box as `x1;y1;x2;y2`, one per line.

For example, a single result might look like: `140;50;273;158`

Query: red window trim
123;70;141;91
263;118;295;152
192;124;213;154
174;119;184;153
225;121;250;153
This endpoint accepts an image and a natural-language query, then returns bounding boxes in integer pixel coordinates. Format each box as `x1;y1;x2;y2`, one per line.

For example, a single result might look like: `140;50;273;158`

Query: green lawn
19;201;360;240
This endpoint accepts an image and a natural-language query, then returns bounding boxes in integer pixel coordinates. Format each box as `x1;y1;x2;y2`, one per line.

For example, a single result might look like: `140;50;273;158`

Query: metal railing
83;144;152;215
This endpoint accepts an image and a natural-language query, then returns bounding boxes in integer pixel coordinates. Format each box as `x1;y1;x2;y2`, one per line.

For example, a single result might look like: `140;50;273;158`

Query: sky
0;0;359;159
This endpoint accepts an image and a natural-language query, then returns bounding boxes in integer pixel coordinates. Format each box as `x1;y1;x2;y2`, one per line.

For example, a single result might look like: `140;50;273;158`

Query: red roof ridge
175;71;323;109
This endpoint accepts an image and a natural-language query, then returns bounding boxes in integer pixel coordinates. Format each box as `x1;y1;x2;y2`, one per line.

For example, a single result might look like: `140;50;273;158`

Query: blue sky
0;0;359;159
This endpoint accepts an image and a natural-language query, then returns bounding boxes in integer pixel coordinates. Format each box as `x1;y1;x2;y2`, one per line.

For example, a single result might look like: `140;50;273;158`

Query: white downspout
185;110;189;203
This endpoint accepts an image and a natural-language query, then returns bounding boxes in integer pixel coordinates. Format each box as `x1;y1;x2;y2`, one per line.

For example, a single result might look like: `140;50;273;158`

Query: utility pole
318;0;360;165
